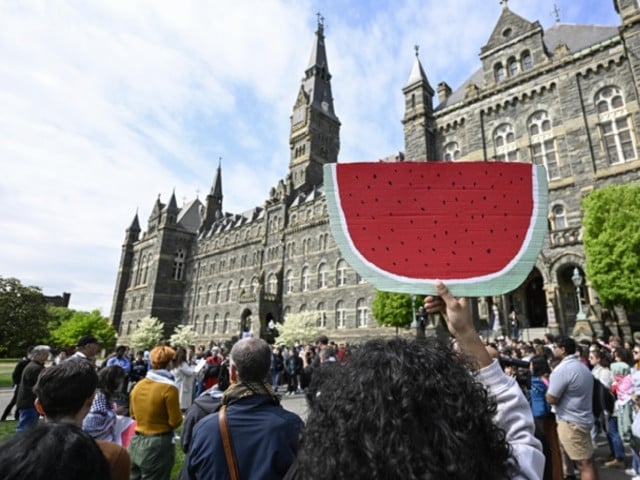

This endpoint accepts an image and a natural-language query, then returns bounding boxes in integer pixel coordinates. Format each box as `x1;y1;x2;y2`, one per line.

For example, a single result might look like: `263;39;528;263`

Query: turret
402;46;435;160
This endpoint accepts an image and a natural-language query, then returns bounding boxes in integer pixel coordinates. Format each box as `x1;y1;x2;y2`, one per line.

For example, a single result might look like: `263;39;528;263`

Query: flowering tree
130;316;164;350
169;324;196;349
278;311;323;346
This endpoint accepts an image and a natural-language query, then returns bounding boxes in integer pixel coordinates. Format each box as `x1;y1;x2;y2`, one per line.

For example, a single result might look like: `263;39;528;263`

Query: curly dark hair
294;337;514;479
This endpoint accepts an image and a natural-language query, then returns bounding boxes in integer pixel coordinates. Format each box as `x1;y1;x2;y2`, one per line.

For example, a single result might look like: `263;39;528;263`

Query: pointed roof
404;46;432;91
301;14;338;120
127;212;140;232
210;158;223;199
165;190;179;213
150;195;164;217
481;5;541;55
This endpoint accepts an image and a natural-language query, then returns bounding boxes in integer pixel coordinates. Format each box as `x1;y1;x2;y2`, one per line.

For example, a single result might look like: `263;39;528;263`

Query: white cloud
0;0;620;313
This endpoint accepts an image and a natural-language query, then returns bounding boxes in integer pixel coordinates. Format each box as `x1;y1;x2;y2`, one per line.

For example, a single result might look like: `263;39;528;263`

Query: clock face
293;107;305;125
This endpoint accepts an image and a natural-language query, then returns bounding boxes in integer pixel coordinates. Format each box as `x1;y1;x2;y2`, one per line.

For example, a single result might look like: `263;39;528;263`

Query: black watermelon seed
487;248;492;254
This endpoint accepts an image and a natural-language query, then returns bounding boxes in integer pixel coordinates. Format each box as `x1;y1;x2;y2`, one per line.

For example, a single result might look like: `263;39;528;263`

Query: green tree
0;277;51;357
49;309;117;351
169;324;196;349
130;316;165;350
372;290;423;334
583;184;640;310
279;311;322;346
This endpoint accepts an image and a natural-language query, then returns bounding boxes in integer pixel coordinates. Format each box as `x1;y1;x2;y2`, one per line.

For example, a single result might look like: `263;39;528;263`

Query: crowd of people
2;281;640;479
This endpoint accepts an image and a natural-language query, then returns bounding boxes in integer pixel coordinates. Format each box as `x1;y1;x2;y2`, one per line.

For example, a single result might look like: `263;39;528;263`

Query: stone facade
111;2;640;344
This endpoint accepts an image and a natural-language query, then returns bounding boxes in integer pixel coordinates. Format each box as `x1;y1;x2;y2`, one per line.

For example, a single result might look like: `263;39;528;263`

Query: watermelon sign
324;161;548;297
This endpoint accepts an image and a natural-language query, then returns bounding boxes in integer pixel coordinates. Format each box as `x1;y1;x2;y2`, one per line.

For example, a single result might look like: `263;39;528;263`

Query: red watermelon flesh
324;161;548;296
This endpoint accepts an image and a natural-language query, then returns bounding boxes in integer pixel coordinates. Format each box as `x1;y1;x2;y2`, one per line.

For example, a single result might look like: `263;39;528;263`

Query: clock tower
288;14;341;192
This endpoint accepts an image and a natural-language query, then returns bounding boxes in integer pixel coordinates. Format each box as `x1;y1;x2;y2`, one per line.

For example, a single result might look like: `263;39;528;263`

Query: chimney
437;81;452;104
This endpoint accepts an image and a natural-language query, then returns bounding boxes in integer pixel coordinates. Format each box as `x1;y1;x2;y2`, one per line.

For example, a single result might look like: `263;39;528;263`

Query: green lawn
0;360;17;388
0;420;185;480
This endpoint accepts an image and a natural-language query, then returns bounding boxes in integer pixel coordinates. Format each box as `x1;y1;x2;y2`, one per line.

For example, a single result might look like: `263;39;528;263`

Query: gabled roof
482;7;540;55
436;23;619;111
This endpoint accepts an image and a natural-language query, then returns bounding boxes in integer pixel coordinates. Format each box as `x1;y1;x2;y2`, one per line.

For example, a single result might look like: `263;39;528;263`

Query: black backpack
592;377;615;417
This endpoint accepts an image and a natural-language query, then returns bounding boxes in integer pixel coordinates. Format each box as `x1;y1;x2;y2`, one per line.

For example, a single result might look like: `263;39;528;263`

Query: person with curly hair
285;281;544;480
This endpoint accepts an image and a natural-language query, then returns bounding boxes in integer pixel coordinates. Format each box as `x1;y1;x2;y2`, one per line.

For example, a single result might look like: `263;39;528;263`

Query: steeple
402;46;435;160
200;159;224;233
302;13;337;119
288;14;341;192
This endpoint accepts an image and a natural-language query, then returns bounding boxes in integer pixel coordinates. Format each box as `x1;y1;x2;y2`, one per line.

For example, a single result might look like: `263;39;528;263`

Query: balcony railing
549;226;582;248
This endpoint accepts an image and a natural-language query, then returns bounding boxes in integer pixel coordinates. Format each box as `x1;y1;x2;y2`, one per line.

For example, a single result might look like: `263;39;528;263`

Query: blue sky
0;0;620;314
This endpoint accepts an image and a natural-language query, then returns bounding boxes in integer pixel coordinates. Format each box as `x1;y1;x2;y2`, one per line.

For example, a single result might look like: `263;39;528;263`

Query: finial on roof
316;11;324;28
551;3;561;23
218;156;222;168
500;0;508;9
414;44;420;58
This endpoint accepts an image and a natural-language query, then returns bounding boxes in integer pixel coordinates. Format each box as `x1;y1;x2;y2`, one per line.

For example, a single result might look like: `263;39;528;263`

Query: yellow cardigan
130;377;183;435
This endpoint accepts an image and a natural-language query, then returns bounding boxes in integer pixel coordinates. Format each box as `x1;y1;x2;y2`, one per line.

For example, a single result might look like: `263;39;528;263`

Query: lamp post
571;267;592;340
571;267;586;321
410;294;417;330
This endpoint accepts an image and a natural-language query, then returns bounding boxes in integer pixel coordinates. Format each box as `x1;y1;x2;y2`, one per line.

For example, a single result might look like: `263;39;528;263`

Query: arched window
203;314;210;334
301;267;310;291
215;283;222;304
336;259;348;286
223;313;230;334
213;313;219;333
299;304;307;312
268;273;278;294
335;301;346;328
493;123;518;162
194;315;200;333
521;51;533;71
205;285;212;305
356;298;368;328
226;280;233;302
317;302;326;328
494;63;505;83
197;286;203;306
238;278;245;297
443;142;461;161
595;86;637;164
508;57;518;77
551;204;568;230
172;249;185;280
317;262;328;289
528;110;559;180
286;269;294;294
251;276;259;295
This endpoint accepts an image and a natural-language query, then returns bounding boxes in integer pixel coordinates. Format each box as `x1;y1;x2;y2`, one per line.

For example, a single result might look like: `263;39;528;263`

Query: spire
302;13;337;119
166;189;179;213
405;45;432;90
200;159;224;233
128;212;141;232
124;211;140;244
210;157;223;200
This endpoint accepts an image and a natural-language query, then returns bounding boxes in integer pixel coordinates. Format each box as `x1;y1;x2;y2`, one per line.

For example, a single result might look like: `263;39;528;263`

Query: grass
0;360;17;388
0;420;185;480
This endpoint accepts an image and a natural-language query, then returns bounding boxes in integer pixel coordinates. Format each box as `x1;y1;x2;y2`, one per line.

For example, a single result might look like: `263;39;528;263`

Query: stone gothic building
111;1;640;343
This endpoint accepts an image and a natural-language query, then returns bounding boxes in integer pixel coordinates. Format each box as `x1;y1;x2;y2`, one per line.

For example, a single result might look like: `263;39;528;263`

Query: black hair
0;422;109;480
295;337;514;479
530;355;551;377
33;359;98;421
97;365;127;397
555;336;576;355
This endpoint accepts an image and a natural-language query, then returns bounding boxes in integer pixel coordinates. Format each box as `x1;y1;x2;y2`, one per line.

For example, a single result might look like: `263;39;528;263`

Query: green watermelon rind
324;162;549;297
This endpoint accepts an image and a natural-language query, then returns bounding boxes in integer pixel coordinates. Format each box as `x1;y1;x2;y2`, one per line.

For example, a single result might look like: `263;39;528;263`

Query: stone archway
240;308;252;337
524;268;548;328
556;264;586;334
